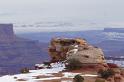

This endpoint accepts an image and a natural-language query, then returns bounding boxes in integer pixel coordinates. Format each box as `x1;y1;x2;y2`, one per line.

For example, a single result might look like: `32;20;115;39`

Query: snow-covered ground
0;62;65;82
103;32;124;41
0;62;98;82
107;60;124;67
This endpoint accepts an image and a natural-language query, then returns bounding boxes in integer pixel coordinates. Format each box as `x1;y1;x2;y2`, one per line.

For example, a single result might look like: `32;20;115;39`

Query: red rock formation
48;38;87;62
107;63;119;68
48;37;107;67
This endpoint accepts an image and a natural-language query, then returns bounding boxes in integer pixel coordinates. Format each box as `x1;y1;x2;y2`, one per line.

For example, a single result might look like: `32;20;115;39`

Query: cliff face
0;24;46;66
49;38;106;64
0;24;15;42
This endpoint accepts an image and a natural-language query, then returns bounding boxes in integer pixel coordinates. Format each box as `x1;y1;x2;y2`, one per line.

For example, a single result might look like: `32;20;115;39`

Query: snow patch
0;62;65;82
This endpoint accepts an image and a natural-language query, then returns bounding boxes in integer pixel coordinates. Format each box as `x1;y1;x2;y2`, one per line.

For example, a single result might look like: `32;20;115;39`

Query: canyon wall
0;24;46;66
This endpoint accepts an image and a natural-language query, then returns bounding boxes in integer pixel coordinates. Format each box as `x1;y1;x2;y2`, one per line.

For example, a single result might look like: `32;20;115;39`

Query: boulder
49;38;107;66
66;46;106;64
48;38;88;61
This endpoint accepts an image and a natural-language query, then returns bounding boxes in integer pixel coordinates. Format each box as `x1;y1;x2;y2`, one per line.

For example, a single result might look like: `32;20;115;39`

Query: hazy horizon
0;0;124;32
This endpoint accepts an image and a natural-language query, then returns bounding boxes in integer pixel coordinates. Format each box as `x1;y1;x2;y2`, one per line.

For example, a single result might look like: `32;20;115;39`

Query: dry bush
66;58;82;70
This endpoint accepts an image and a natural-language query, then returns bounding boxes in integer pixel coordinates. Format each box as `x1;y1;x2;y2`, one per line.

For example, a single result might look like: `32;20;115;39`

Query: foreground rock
49;38;87;61
49;38;107;67
66;45;106;64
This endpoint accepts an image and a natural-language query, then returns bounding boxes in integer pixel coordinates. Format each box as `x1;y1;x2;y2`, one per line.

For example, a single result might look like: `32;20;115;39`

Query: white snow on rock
0;62;99;82
81;74;98;77
63;72;81;78
0;75;16;82
0;62;65;82
63;72;98;78
31;77;61;81
107;60;124;67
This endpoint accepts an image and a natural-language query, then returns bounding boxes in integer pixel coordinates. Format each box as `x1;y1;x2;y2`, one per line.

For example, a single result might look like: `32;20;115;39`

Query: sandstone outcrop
66;46;106;64
49;38;107;65
48;38;87;61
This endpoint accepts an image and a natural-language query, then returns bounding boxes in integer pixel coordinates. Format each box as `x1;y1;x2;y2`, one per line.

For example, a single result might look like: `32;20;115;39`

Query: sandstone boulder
48;38;87;62
66;46;106;64
49;38;107;65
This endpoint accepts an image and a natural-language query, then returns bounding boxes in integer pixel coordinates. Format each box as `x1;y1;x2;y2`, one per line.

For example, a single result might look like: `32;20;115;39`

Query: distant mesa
0;24;45;66
0;24;15;42
104;28;124;33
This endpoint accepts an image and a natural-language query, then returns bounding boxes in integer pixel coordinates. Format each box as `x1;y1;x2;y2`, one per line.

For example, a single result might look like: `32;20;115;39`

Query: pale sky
0;0;124;32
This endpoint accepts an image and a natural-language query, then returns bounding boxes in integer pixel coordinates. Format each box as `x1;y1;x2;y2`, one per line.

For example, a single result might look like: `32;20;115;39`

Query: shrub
73;75;84;82
20;68;29;73
95;78;105;82
43;62;51;68
66;58;82;70
98;69;115;79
